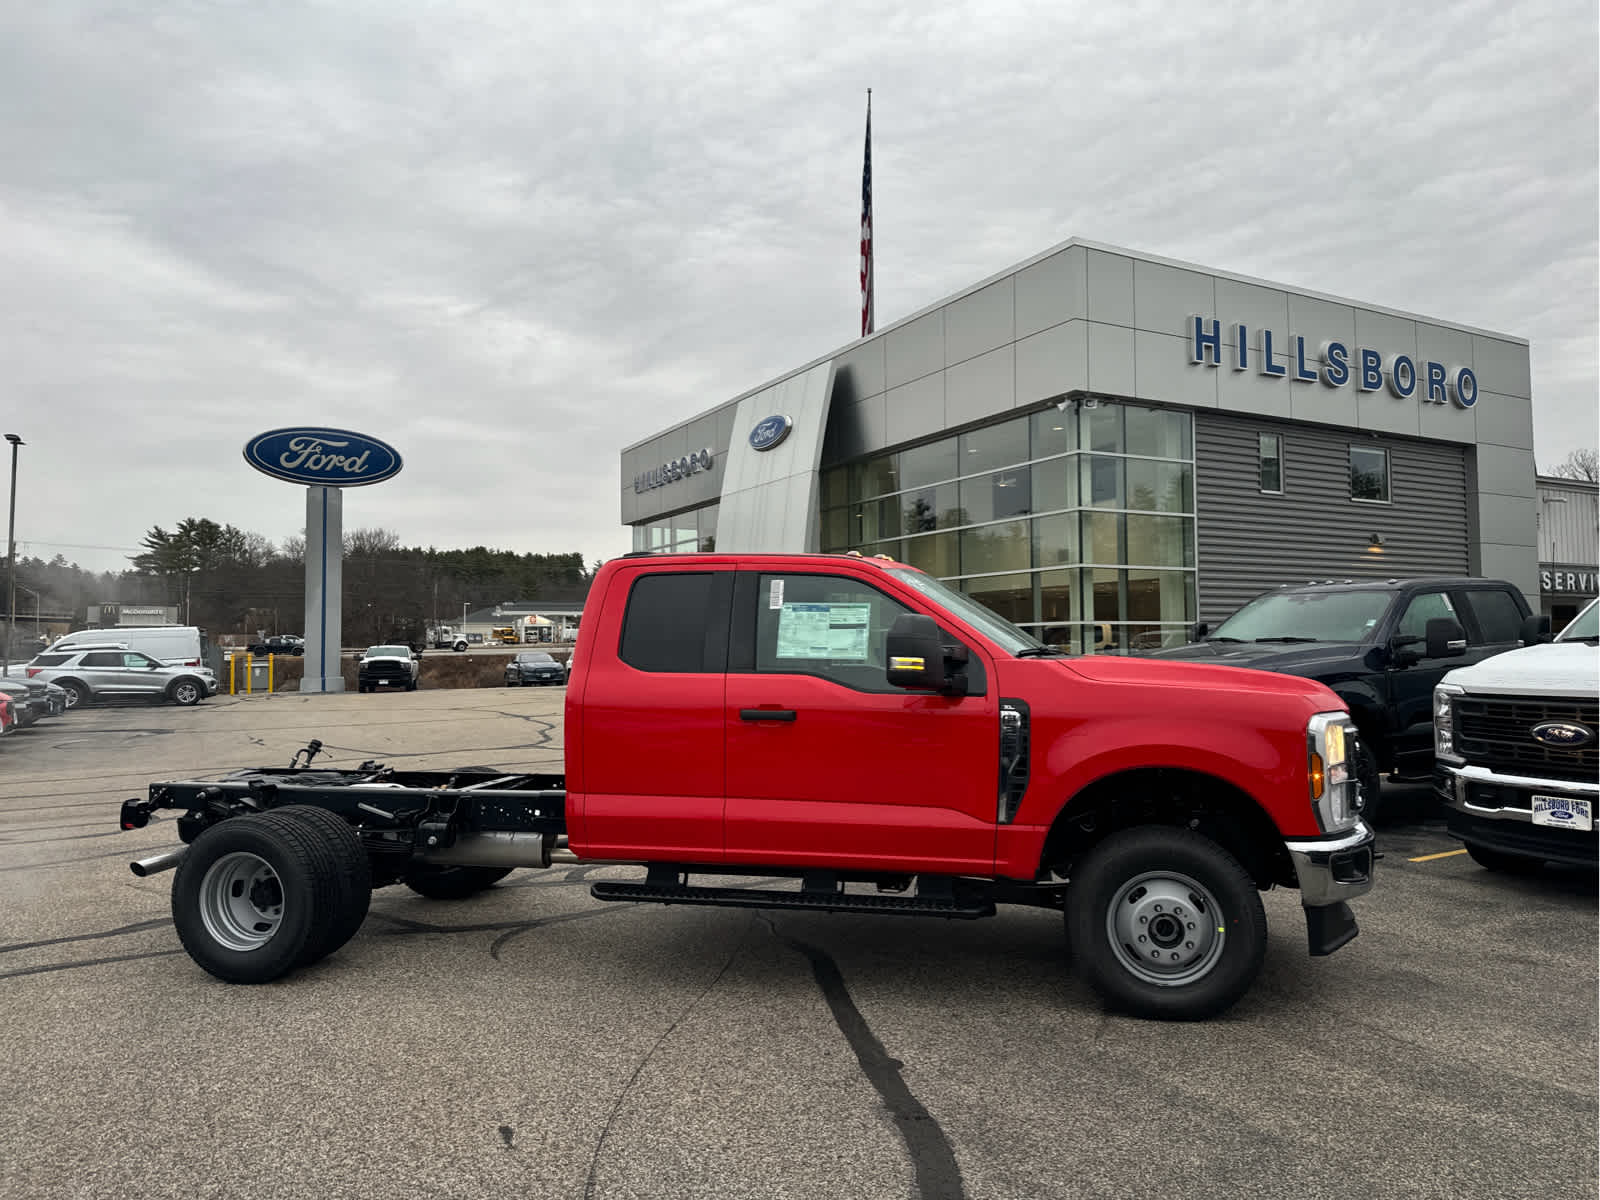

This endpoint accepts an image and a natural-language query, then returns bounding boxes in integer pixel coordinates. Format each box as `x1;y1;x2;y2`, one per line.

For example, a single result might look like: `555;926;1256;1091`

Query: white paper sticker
776;602;871;660
768;579;784;610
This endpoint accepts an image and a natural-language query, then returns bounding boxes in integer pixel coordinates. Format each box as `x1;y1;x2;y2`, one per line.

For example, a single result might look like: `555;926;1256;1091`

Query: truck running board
589;878;996;919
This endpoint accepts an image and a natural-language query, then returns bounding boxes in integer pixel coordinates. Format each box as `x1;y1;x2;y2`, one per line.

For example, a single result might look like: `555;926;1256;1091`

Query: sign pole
301;485;345;693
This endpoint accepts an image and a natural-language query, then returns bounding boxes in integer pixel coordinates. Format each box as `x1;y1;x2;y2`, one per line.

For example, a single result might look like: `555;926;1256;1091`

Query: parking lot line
1408;848;1468;862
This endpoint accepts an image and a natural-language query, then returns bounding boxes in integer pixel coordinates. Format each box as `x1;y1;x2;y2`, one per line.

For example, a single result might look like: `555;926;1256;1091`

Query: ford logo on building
749;414;793;452
1531;721;1593;748
243;427;403;487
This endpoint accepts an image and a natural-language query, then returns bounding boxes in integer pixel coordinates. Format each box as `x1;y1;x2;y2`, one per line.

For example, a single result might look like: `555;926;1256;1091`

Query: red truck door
574;566;733;861
723;567;999;874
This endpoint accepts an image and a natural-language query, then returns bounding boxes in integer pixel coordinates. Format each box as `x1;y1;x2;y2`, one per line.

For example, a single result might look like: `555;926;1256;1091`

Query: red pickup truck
119;552;1375;1020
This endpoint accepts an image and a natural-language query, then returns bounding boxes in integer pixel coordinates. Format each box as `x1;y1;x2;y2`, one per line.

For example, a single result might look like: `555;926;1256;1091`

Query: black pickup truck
1148;577;1538;819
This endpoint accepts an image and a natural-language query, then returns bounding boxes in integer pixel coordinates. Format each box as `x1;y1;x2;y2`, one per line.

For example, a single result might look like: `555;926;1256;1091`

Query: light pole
3;433;22;678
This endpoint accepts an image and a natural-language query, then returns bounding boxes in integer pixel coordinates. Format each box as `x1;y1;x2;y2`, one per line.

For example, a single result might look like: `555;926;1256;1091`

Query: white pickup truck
1434;598;1599;872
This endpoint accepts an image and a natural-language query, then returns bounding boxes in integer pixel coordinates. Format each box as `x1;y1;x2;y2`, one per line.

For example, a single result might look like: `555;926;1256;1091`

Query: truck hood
1056;652;1340;708
1441;642;1600;696
1146;639;1369;678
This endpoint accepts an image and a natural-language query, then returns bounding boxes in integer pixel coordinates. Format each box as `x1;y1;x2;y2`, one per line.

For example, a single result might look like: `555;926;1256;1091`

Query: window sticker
769;579;785;610
776;602;871;660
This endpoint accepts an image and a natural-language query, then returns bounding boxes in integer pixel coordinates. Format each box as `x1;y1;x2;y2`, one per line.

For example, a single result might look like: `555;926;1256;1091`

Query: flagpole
860;89;874;338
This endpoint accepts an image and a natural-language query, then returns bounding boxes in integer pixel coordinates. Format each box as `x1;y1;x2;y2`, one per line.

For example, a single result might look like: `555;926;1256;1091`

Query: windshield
367;645;410;657
1213;589;1391;644
888;568;1045;655
518;653;554;663
1556;599;1599;642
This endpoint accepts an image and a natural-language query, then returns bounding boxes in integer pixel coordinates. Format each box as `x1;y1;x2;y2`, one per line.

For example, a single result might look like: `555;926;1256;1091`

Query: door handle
740;708;797;722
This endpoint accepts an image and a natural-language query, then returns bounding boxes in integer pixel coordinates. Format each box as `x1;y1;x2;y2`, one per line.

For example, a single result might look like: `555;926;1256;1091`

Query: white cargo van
48;626;210;668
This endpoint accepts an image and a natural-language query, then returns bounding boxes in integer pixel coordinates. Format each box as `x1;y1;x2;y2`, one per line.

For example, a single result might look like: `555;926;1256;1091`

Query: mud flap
1304;900;1359;956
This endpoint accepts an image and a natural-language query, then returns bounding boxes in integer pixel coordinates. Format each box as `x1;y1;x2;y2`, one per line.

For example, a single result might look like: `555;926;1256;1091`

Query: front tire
1354;739;1382;824
61;680;90;710
403;865;513;900
1466;843;1545;875
1066;826;1267;1021
169;677;204;706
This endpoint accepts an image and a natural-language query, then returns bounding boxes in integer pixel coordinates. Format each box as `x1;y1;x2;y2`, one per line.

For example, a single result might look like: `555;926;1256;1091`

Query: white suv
25;644;218;709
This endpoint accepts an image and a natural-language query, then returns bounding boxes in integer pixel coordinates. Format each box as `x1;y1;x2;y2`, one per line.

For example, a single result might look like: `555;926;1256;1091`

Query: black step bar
590;879;995;919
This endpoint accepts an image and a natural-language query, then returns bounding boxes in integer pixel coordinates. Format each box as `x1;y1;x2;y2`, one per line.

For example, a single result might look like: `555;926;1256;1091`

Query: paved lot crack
766;917;966;1200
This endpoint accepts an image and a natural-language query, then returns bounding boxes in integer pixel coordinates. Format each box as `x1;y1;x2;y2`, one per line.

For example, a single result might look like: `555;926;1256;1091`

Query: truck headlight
1307;712;1358;833
1434;683;1462;760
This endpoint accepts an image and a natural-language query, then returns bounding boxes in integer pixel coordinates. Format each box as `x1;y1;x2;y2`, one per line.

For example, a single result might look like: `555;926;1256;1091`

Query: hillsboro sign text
1188;316;1479;409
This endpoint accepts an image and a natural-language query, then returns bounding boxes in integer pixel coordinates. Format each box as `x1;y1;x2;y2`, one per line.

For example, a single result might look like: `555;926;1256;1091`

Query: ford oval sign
1531;721;1593;748
243;427;403;487
749;414;793;452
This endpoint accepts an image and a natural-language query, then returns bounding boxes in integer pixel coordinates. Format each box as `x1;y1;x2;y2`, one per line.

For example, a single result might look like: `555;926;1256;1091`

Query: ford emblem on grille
1531;721;1594;748
749;414;793;452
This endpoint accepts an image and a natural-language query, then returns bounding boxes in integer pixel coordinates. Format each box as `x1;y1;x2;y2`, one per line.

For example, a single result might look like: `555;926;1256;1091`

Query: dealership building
620;238;1539;652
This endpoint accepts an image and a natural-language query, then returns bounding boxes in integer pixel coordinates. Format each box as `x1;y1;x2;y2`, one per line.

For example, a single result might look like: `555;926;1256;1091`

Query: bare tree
1548;447;1599;482
344;527;402;559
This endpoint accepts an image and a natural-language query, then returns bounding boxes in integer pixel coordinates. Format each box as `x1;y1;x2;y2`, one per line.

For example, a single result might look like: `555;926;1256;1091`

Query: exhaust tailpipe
130;847;187;878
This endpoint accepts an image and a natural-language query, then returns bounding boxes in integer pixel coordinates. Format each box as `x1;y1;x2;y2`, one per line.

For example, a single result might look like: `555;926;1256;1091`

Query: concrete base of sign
300;486;346;693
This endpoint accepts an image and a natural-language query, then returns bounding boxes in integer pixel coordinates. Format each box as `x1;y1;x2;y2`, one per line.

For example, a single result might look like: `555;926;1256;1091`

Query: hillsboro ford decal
1187;317;1479;409
634;448;713;493
749;414;794;452
243;427;403;486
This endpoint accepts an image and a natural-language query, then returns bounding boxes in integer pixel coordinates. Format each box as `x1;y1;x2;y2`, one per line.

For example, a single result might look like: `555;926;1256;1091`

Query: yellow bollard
268;654;274;694
229;654;236;695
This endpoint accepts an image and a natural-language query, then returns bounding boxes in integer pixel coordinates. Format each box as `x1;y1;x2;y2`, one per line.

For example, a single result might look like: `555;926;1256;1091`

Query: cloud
0;0;1593;578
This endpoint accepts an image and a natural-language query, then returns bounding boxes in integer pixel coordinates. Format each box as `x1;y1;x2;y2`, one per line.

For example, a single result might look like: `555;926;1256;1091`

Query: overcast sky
3;0;1595;576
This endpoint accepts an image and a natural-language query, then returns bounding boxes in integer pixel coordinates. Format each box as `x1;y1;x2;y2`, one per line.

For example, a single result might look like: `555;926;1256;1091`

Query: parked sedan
0;676;66;726
505;651;567;686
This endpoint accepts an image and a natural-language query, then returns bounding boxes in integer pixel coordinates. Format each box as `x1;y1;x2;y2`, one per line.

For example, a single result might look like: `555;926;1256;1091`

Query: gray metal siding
1194;414;1469;623
1536;480;1599;566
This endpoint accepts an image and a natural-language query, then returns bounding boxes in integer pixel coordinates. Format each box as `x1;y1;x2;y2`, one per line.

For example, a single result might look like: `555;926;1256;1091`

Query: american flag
860;92;874;338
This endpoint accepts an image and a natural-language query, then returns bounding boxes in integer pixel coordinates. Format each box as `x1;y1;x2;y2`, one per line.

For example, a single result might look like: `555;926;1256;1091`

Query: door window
1460;589;1525;644
753;573;983;695
1396;591;1457;642
123;653;161;669
79;652;123;667
619;572;721;673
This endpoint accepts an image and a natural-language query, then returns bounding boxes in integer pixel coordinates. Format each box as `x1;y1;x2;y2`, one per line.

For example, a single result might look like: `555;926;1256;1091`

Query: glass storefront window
853;455;898;500
810;398;1197;654
1125;514;1193;568
1030;407;1075;458
697;504;719;552
959;417;1029;477
1086;404;1122;453
902;531;959;577
1031;514;1077;568
1125;405;1193;458
1083;511;1119;564
1083;456;1122;508
961;572;1034;626
961;468;1032;525
900;483;960;534
1125;459;1192;513
1031;454;1074;513
821;467;849;508
961;521;1030;575
899;440;958;491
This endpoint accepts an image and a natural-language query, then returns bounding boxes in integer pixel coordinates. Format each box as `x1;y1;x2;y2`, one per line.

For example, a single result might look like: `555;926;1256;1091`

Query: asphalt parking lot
1;689;1595;1200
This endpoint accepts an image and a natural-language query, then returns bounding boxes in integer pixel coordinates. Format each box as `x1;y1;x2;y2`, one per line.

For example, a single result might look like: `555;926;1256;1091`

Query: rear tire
269;806;372;963
403;865;513;900
171;813;339;983
1466;843;1545;875
1066;826;1267;1021
169;677;204;706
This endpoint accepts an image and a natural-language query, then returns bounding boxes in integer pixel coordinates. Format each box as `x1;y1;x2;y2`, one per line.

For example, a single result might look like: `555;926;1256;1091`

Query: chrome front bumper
1283;821;1377;907
1437;762;1600;819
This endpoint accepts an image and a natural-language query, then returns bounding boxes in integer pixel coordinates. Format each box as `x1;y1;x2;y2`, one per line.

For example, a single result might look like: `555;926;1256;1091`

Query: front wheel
169;677;204;706
61;680;90;710
1066;826;1267;1021
1354;739;1382;824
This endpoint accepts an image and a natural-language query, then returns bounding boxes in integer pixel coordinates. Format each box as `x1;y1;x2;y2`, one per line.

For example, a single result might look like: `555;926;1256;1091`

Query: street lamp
3;433;22;678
